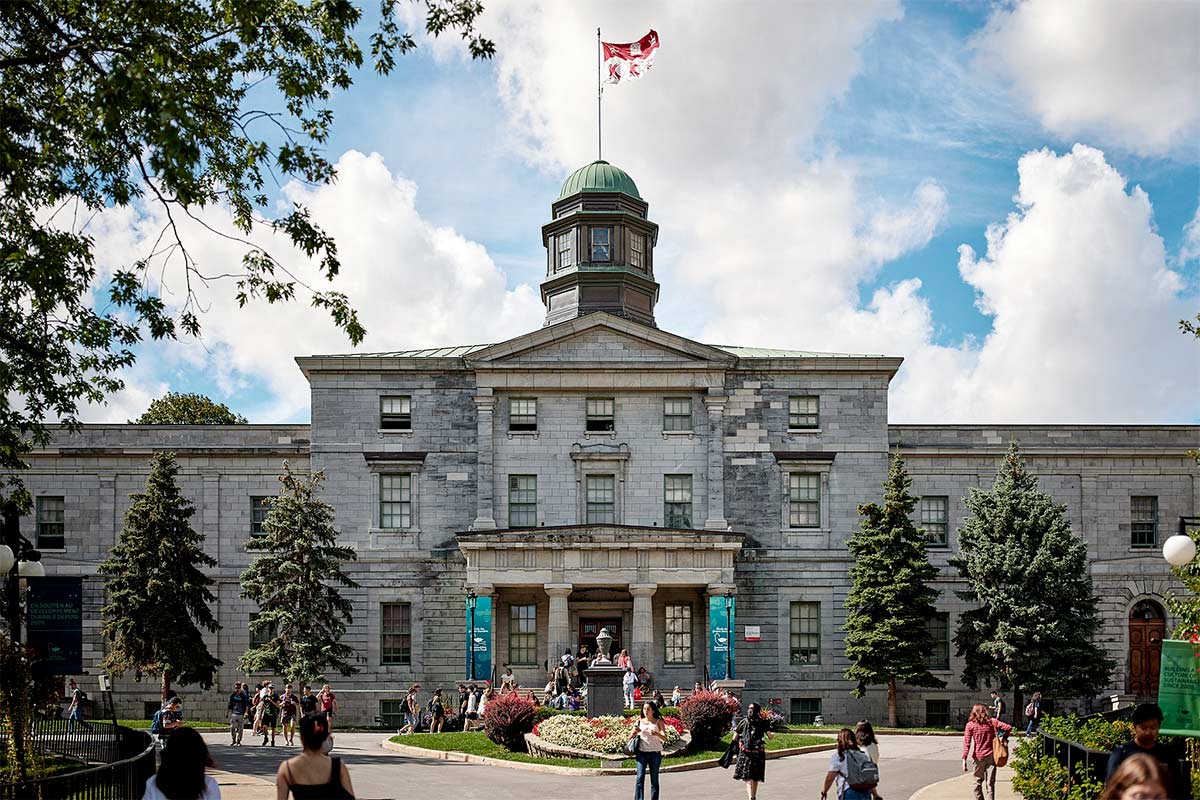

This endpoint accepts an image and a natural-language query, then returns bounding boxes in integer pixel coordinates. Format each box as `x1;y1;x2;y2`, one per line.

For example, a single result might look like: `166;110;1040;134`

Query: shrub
483;693;536;752
680;691;740;748
1011;737;1103;800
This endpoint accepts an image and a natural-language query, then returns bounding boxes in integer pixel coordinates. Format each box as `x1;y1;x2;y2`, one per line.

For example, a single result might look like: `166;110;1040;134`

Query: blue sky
89;0;1199;424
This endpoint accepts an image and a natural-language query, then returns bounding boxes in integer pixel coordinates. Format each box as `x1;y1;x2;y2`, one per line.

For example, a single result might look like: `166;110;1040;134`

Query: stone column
702;393;729;530
630;583;658;674
545;584;573;668
471;391;497;530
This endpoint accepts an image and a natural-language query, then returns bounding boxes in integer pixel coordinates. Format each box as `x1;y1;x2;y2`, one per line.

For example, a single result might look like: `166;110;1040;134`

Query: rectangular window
556;232;574;271
586;475;616;524
35;496;64;549
788;474;820;528
665;604;693;664
919;496;949;548
380;474;412;529
664;475;693;529
250;497;272;539
663;398;693;432
1131;496;1158;548
590;227;611;262
790;698;821;725
630;232;645;269
380;395;412;430
381;602;412;665
249;612;276;648
380;699;406;728
509;604;537;665
508;475;538;528
789;602;820;664
926;612;950;669
586;398;615;432
926;699;951;728
788;396;819;429
509;397;538;432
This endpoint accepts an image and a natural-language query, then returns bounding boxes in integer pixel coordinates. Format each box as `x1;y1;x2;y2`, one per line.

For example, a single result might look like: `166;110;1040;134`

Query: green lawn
389;731;833;770
0;752;88;779
118;719;227;730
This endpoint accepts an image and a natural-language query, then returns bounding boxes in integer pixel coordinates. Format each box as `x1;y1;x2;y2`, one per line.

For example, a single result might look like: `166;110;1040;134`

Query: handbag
992;732;1009;767
717;738;738;769
625;730;641;756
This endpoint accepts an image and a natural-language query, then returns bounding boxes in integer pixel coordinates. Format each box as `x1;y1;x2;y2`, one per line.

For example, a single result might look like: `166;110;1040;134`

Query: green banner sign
708;594;735;680
466;595;492;681
26;577;83;676
1157;638;1200;736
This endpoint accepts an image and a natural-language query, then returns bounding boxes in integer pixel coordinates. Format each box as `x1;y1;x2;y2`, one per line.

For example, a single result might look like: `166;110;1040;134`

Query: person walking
963;702;1014;800
276;712;354;799
226;683;250;746
317;684;338;729
575;645;590;686
399;685;420;735
632;700;666;800
428;688;447;733
1104;703;1187;800
252;682;269;737
623;668;637;710
731;702;772;800
259;684;281;746
151;698;184;741
298;686;318;718
142;726;221;800
856;720;882;800
463;684;482;731
822;728;878;800
1024;692;1042;736
66;679;92;732
989;690;1006;722
279;685;300;746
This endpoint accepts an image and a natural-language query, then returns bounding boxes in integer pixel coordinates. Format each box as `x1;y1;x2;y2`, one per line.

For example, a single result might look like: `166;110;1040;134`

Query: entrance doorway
1127;600;1166;700
579;618;623;658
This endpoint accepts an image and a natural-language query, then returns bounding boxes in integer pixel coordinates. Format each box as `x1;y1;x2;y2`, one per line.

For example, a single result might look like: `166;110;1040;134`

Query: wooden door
579;618;622;657
1127;609;1166;700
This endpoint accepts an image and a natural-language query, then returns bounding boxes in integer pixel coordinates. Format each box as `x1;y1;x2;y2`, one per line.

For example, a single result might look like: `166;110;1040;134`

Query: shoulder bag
992;725;1009;767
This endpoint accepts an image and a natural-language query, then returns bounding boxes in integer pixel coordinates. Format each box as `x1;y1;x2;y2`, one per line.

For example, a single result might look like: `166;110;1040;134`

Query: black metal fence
0;724;154;800
1039;730;1113;787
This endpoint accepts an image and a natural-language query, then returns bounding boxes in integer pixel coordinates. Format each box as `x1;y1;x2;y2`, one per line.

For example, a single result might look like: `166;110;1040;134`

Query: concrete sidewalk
211;769;275;800
909;764;1018;800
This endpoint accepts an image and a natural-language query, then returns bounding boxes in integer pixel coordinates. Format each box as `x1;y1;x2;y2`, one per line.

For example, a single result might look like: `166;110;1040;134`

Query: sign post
26;576;83;676
1157;638;1200;736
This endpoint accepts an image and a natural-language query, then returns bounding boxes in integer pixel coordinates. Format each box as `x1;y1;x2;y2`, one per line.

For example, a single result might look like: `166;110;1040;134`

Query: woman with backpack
731;702;773;800
963;702;1014;800
821;728;878;800
1024;692;1042;736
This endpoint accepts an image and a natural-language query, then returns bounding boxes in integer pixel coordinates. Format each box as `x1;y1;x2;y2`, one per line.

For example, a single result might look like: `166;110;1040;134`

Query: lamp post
722;590;734;680
2;501;45;643
1163;517;1198;567
467;590;478;680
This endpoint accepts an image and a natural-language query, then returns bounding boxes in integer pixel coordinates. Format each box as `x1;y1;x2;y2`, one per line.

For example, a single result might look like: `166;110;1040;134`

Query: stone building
17;161;1198;726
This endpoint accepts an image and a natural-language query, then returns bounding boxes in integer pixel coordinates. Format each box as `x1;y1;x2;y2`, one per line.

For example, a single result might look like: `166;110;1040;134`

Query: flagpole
596;27;602;161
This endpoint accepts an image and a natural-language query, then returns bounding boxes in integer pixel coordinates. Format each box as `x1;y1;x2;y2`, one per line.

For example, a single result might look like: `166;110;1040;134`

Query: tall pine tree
953;442;1113;723
240;463;358;685
844;452;946;726
99;452;221;700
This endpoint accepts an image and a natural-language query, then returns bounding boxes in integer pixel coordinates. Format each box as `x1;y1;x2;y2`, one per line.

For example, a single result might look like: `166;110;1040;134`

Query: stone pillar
703;392;729;530
630;583;657;674
545;583;573;668
471;391;497;530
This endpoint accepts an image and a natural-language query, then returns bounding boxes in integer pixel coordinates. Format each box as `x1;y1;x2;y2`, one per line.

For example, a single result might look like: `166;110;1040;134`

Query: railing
0;724;154;800
1039;730;1112;787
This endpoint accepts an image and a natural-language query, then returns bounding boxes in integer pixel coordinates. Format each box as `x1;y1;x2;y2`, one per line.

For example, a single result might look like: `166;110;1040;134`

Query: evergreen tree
844;452;946;726
240;463;358;685
952;442;1113;724
99;452;221;700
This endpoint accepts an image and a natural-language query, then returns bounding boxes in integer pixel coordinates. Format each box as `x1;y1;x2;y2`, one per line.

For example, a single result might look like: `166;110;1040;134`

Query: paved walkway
200;731;969;800
910;763;1017;800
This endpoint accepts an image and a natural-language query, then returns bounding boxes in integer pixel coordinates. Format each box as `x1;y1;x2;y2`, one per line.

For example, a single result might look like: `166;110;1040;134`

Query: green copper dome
557;160;641;200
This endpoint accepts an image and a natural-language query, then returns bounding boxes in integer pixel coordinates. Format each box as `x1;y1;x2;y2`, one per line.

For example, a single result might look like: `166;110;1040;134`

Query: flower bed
527;714;687;760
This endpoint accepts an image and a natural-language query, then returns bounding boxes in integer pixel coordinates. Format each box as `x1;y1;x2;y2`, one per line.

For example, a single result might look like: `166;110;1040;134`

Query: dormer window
590;227;611;262
630;232;644;269
556;231;574;271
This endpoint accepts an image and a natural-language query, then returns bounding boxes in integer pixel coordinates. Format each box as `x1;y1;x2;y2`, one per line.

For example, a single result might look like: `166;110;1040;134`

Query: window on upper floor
586;474;616;524
249;612;277;648
629;232;645;269
665;604;693;664
1131;496;1158;548
381;602;412;665
380;474;412;529
36;496;65;550
509;398;538;432
919;496;949;548
509;604;538;665
788;396;819;430
926;612;950;669
556;231;575;271
590;227;611;262
789;601;820;664
586;398;615;432
508;475;538;528
380;396;412;430
249;496;272;543
787;473;820;528
664;475;693;529
663;397;692;432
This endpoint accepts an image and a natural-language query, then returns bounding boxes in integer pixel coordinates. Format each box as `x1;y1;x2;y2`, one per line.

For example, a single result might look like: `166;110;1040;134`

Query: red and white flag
602;30;660;85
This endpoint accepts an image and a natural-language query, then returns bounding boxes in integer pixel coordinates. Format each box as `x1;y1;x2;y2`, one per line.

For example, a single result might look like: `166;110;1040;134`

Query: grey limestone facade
16;164;1200;728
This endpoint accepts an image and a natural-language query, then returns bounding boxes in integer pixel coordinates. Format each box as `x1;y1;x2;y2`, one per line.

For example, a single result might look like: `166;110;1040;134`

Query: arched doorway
1127;600;1166;700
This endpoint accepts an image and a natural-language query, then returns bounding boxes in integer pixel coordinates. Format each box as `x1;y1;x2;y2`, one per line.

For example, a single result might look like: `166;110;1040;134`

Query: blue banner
466;595;492;681
27;577;83;676
708;594;736;680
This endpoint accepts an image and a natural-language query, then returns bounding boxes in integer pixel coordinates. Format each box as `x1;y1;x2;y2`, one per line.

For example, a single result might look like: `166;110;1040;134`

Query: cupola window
590;227;611;262
630;232;645;269
556;231;574;271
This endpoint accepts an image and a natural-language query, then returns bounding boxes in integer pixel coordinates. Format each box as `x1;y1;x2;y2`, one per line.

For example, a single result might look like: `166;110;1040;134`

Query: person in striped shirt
962;703;1014;800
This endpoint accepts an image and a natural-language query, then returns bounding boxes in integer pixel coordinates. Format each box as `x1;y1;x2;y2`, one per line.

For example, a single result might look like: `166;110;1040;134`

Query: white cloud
975;0;1200;156
1181;206;1200;265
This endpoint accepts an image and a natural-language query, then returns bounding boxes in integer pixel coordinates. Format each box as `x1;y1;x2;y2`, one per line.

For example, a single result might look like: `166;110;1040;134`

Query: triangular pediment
465;314;736;366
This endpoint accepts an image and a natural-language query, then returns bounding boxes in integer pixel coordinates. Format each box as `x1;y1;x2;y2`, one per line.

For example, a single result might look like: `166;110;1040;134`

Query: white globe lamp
0;544;14;574
1163;534;1197;567
17;559;45;578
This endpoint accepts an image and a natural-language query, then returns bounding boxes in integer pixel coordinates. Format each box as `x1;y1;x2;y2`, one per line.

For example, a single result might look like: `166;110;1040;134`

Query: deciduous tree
134;391;247;424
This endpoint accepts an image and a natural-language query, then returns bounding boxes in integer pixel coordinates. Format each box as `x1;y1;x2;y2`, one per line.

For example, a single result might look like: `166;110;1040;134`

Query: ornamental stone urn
585;626;623;718
594;626;614;665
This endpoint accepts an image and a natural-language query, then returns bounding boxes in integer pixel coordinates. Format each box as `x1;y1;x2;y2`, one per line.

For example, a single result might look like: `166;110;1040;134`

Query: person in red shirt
963;702;1014;800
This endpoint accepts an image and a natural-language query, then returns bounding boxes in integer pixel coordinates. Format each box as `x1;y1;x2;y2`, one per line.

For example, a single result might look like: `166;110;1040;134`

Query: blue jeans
634;751;661;800
844;788;872;800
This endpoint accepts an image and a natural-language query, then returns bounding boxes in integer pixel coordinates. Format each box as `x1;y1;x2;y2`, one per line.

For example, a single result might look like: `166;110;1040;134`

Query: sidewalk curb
380;738;837;776
908;772;968;800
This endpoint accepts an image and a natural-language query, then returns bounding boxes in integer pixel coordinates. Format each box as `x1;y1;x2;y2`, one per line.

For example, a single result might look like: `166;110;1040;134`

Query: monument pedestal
586;664;624;719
